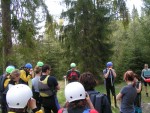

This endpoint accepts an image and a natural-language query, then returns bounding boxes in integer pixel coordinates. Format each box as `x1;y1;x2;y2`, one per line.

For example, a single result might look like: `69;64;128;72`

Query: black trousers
33;92;41;110
1;94;7;113
105;78;117;106
41;95;60;113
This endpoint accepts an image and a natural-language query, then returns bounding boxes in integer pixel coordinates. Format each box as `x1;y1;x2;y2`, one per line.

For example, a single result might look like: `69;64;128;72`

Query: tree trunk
1;0;12;70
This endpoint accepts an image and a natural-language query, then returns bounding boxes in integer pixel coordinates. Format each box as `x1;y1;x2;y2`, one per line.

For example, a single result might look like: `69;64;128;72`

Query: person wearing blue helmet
103;62;117;107
20;63;33;85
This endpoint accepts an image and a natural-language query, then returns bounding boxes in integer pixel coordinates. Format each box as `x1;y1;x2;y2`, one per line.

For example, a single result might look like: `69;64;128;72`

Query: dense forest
0;0;150;82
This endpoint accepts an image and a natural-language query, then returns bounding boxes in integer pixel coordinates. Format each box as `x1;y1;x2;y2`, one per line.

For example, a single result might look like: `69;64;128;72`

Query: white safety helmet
6;84;33;108
65;82;86;102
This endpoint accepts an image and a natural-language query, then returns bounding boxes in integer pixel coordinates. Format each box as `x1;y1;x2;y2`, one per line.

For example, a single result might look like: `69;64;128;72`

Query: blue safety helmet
25;63;32;69
106;62;113;67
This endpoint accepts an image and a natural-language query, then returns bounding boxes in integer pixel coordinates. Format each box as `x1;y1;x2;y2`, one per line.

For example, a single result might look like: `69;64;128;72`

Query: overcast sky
39;0;143;33
45;0;143;16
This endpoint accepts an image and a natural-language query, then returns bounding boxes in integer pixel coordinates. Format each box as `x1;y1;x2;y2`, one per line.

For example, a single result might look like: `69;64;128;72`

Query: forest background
0;0;150;82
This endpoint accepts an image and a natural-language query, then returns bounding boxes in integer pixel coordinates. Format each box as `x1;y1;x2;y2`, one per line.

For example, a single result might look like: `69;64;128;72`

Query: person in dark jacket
39;64;60;113
79;71;112;113
58;82;98;113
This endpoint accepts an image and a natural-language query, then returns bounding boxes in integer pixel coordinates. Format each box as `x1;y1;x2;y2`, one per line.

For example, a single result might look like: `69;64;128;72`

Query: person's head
6;84;33;112
42;64;51;74
10;69;20;82
6;65;15;75
24;63;32;72
106;62;113;68
65;82;86;103
79;72;97;91
134;73;140;82
144;64;148;69
70;63;76;68
34;66;42;75
37;61;44;67
124;70;135;82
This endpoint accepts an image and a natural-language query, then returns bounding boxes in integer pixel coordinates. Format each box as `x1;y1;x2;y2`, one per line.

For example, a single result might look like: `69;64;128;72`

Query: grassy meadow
57;81;150;113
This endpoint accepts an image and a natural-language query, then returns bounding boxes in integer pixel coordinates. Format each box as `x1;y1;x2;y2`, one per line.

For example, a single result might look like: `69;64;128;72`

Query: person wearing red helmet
103;62;117;107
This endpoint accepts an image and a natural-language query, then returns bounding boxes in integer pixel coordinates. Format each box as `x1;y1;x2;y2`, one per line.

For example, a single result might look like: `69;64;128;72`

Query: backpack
58;108;97;113
67;69;79;81
87;91;112;113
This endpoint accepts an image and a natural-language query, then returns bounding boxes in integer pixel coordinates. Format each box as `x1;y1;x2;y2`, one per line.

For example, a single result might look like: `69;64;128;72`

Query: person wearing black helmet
103;62;117;107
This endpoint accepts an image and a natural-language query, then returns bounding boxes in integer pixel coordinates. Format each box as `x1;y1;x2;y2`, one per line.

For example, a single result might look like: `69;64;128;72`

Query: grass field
57;81;150;113
1;80;150;113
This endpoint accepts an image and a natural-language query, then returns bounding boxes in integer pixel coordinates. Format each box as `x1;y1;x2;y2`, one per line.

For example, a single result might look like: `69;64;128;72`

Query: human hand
63;76;66;79
28;98;37;110
85;92;90;102
85;92;94;109
30;69;33;75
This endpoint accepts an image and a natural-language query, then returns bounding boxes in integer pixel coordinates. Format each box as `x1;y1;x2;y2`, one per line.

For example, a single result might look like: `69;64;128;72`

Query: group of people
0;61;149;113
0;61;61;113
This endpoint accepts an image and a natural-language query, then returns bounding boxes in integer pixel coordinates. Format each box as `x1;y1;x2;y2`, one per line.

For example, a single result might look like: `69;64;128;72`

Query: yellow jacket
20;70;31;83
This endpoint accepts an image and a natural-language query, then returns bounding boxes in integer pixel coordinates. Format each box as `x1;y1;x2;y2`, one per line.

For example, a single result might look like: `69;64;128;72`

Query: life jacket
143;69;150;78
58;108;98;113
38;75;54;97
67;69;79;82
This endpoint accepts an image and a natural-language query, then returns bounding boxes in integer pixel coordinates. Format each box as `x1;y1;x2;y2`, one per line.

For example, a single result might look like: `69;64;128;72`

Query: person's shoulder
48;75;57;81
103;68;107;73
89;109;98;113
20;69;25;74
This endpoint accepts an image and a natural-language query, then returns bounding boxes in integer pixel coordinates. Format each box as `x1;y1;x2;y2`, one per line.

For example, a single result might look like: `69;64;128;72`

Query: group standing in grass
0;61;148;113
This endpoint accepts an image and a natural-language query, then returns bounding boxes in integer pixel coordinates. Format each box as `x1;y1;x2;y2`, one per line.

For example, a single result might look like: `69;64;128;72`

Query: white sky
39;0;143;34
45;0;143;16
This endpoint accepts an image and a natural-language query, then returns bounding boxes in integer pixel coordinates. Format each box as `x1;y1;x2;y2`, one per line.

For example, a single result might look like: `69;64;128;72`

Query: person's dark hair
67;100;86;109
8;108;25;113
134;73;141;81
34;66;42;74
42;64;51;73
79;72;96;91
124;70;135;82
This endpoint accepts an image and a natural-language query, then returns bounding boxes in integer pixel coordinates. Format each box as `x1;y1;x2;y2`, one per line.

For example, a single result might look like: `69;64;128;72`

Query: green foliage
61;0;113;77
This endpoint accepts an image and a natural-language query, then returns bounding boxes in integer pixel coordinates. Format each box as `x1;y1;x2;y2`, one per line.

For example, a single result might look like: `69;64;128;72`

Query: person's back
38;64;60;113
117;70;137;113
120;84;137;112
66;63;80;83
32;66;42;110
79;72;112;113
58;82;98;113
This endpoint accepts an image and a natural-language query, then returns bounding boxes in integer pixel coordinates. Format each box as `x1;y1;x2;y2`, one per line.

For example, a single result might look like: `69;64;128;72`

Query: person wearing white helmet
6;84;43;113
58;82;98;113
65;63;80;83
